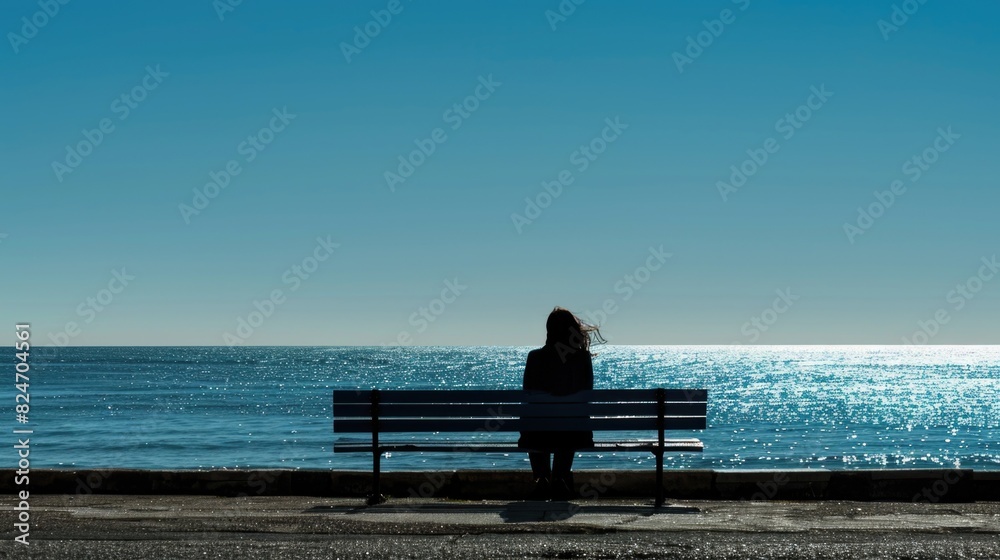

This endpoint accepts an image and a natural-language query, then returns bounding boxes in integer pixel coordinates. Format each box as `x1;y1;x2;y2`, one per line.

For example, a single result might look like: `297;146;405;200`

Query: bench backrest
333;389;707;433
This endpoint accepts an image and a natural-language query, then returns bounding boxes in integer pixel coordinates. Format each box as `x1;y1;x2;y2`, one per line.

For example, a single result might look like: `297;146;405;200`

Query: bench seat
333;439;705;453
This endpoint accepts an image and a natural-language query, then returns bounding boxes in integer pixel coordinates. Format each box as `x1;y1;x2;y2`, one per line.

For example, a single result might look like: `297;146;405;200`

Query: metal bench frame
333;388;707;506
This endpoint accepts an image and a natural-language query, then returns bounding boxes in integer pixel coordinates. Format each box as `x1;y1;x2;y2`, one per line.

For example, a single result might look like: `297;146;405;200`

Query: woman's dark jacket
517;345;595;450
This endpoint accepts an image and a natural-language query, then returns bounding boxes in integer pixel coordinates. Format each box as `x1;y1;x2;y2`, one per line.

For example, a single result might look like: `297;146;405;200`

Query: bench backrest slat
334;402;706;419
333;388;706;405
335;416;707;433
332;388;707;435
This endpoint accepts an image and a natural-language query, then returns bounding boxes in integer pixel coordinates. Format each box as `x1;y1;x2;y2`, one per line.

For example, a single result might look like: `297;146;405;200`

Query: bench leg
655;451;664;508
367;448;386;506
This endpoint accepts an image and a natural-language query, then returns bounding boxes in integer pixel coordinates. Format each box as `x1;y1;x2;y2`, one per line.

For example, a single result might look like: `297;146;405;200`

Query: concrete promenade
2;495;1000;559
2;469;999;558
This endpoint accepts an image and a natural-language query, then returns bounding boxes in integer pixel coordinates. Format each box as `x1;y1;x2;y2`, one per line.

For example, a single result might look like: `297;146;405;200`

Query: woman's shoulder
531;345;592;362
525;347;549;365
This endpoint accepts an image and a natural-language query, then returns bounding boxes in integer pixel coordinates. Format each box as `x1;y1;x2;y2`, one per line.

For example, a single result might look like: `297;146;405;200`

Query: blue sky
3;0;998;345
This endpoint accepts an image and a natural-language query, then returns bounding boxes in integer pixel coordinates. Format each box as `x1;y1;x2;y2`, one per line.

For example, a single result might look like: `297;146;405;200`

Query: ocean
23;345;1000;471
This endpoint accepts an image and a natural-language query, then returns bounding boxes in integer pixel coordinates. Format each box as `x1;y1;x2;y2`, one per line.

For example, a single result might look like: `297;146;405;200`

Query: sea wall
3;469;999;502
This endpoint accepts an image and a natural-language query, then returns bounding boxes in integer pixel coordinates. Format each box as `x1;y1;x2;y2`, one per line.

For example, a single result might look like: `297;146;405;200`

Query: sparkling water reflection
30;345;1000;471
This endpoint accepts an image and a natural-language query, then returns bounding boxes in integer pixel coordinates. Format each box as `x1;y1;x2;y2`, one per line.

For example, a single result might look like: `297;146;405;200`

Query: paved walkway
2;495;999;559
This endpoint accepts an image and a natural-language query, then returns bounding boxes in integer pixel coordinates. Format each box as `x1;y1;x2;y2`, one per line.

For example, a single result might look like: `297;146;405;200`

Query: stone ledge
3;469;998;501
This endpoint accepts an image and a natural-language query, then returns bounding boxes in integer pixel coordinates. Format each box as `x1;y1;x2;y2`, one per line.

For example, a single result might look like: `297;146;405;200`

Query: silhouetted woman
519;307;604;500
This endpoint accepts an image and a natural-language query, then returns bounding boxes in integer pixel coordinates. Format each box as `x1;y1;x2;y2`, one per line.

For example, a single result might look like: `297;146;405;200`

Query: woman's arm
581;353;594;391
522;350;542;391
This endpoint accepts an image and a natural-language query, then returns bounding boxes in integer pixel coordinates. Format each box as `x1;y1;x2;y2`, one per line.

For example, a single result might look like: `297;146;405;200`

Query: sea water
25;345;1000;471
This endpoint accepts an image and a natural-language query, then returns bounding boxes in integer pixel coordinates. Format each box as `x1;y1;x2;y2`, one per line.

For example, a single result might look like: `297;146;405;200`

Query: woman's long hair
544;307;605;355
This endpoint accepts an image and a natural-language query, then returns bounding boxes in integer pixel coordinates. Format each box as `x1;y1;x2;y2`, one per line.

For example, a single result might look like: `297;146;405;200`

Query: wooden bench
333;388;707;506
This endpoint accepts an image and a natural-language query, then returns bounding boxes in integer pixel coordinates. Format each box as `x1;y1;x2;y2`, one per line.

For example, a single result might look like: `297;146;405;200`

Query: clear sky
3;0;998;346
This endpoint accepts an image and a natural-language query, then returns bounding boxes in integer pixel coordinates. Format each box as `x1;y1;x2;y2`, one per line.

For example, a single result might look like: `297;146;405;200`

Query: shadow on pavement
305;501;700;523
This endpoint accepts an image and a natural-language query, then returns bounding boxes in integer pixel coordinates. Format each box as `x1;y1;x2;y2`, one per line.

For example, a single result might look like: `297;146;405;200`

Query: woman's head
545;307;605;354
